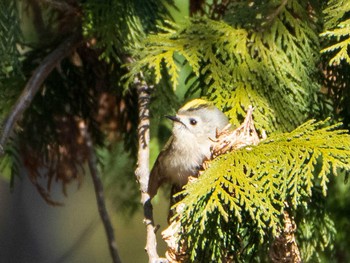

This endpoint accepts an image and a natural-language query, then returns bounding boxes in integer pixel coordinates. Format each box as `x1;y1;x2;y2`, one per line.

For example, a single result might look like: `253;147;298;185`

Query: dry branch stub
269;204;301;263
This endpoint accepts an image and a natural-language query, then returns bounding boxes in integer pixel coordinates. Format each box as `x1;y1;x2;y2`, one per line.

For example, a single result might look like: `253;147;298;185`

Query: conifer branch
79;121;122;263
0;32;82;156
134;74;166;263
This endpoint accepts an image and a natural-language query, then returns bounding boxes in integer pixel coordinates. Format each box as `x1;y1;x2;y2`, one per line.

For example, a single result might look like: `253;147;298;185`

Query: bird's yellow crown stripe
179;99;214;112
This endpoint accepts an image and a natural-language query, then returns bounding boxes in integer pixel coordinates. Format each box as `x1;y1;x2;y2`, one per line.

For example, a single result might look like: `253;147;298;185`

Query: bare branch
134;75;166;263
79;121;122;263
0;32;82;156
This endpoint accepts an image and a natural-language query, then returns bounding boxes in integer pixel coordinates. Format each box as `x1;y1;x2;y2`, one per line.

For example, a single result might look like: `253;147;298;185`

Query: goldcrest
148;99;229;198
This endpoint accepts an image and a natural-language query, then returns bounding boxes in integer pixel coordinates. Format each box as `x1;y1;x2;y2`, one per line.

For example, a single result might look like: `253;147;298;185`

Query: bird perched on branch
148;99;229;199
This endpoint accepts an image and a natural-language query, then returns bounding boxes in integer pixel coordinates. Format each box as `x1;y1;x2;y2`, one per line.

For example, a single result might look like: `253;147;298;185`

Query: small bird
148;99;229;199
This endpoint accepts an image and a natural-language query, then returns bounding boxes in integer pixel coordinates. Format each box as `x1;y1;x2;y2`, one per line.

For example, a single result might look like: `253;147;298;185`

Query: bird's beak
166;115;181;123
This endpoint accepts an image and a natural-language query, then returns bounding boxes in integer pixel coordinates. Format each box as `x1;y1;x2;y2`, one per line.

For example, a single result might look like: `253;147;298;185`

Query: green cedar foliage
319;0;350;130
82;0;175;62
0;0;22;77
0;0;24;183
296;202;336;262
1;0;350;262
127;0;350;262
0;0;23;125
129;1;321;133
321;0;350;65
319;1;350;261
177;120;348;261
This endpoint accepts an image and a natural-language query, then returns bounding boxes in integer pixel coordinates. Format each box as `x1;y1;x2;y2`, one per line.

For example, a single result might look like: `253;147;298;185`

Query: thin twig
264;0;288;26
0;32;82;156
79;121;122;263
134;76;164;263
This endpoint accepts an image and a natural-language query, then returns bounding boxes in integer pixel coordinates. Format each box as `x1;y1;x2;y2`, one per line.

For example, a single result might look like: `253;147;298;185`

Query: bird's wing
148;137;173;198
148;156;164;198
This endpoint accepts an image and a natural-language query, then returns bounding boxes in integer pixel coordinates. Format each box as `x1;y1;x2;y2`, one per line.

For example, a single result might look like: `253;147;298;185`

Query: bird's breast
163;140;211;187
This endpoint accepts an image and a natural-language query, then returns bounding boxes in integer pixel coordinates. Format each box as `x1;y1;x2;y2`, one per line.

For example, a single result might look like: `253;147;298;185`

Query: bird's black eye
189;118;197;125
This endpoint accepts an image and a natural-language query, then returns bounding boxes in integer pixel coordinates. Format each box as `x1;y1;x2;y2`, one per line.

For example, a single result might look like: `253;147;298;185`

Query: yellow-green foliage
321;21;350;65
125;1;349;261
321;0;350;65
177;120;350;261
129;0;320;133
